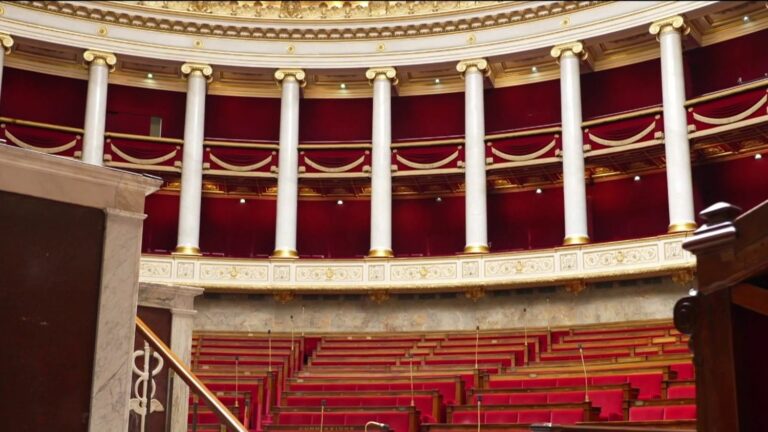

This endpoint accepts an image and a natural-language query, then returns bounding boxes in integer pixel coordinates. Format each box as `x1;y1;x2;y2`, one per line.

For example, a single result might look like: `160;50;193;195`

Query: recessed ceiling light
239;198;246;204
535;188;543;194
634;175;641;182
336;199;344;205
743;16;750;22
434;78;441;84
531;66;538;73
756;153;763;160
340;83;347;89
146;73;154;79
435;196;442;202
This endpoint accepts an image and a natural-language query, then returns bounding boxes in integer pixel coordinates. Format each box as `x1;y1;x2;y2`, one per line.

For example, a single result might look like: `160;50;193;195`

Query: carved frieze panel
296;265;364;282
484;256;555;277
583;245;658;269
199;264;268;281
390;263;457;281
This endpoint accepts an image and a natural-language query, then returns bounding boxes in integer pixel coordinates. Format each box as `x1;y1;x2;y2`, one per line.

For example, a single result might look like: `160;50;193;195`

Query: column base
271;249;299;259
172;245;202;256
463;244;490;254
563;235;590;246
668;221;698;233
368;248;394;258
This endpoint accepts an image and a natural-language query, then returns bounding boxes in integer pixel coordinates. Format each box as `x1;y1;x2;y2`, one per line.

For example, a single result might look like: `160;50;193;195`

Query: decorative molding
368;290;391;305
649;15;689;37
83;49;117;71
180;62;213;82
456;58;490;77
139;234;696;293
365;67;398;85
274;68;306;87
0;32;13;54
550;41;586;60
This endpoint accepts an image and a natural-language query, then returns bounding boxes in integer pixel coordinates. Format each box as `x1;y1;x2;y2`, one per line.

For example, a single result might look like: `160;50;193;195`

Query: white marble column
551;42;590;245
365;67;397;258
138;283;204;432
174;63;213;256
81;50;116;166
0;33;14;103
650;16;697;233
273;69;305;258
457;59;490;254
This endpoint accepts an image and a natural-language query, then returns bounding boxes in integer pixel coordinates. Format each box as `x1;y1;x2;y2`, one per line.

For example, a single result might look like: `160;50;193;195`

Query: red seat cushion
665;405;696;420
671;363;695;380
629;406;664;421
668;385;696;400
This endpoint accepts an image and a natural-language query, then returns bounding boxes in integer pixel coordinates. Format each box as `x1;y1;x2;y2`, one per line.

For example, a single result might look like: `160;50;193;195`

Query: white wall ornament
129;343;165;432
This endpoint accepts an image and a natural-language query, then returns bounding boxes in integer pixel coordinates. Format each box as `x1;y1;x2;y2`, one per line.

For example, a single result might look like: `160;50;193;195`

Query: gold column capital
365;67;398;85
649;15;689;37
181;62;214;82
83;49;117;72
456;58;489;78
274;68;306;87
550;41;587;61
0;33;13;55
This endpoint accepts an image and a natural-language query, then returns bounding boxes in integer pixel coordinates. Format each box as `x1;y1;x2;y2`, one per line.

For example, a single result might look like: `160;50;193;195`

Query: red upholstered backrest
484;410;520;423
550;409;586;424
591;373;662;400
517;410;551;423
629;406;665;421
665;405;697;420
284;395;435;422
556;378;583;387
507;393;548;405
451;412;479;424
668;385;696;400
671;363;695;380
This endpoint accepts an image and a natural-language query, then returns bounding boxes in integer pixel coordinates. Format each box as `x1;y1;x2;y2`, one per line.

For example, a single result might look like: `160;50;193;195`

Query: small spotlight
435;196;442;202
146;73;154;79
535;188;543;194
434;78;441;84
743;16;750;22
634;175;641;182
756;153;763;160
239;198;246;204
531;66;538;73
340;83;347;89
336;200;344;205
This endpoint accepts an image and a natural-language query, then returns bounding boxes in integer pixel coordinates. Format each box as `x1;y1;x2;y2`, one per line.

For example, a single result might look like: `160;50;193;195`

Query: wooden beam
732;283;768;316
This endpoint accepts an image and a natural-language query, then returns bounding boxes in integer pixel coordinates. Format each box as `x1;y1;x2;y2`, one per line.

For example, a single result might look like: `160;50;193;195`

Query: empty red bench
630;404;696;421
472;388;626;421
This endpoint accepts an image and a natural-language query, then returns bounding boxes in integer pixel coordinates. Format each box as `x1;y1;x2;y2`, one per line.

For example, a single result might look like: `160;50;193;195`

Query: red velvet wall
392;195;465;256
485;79;561;133
587;172;669;242
0;68;87;128
392;91;465;141
107;84;186;138
582;59;663;119
488;187;565;251
686;29;768;97
693;156;768;213
142;193;180;254
205;94;281;142
200;196;276;257
296;199;370;258
300;98;372;143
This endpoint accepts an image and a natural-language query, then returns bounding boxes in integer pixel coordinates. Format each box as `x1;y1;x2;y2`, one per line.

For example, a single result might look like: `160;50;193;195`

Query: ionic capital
365;67;398;85
181;63;214;82
0;33;13;55
456;58;489;78
274;68;306;87
649;15;689;38
83;50;117;72
550;41;587;61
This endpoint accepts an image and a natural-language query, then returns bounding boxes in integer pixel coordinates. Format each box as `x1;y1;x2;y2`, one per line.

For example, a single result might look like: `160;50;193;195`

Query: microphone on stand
476;394;482;432
407;353;415;407
523;307;528;365
578;344;589;403
365;421;390;432
235;355;240;411
268;329;273;373
475;325;480;370
320;399;326;432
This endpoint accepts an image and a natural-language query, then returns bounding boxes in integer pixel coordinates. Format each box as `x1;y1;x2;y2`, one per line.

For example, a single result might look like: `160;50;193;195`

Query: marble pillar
174;63;213;256
457;59;490;254
81;50;116;166
138;283;204;432
551;42;590;245
650;16;697;233
0;33;14;104
273;69;305;258
365;67;397;258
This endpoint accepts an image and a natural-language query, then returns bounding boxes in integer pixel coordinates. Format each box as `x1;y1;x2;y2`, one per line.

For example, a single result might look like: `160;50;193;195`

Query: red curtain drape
0;68;87;128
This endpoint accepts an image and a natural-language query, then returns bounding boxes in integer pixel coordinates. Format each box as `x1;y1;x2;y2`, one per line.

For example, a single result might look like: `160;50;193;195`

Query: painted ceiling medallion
128;1;504;20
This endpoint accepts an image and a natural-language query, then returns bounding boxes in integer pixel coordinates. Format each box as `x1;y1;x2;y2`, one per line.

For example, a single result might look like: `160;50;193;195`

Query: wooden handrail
0;116;84;134
135;317;248;432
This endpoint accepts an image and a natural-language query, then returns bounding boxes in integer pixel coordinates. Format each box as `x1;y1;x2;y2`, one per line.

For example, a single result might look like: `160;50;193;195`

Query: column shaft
82;52;114;166
559;50;590;244
461;62;489;253
175;66;210;255
369;72;394;257
273;74;301;258
658;25;696;231
0;34;11;104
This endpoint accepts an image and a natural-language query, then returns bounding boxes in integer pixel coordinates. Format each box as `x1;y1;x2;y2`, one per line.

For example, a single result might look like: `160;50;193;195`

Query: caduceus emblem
129;342;165;432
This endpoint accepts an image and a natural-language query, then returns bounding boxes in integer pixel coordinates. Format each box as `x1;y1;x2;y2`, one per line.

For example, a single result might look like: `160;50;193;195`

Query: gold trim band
563;235;591;245
272;248;299;259
368;248;394;258
173;245;202;256
464;244;490;254
668;222;697;233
